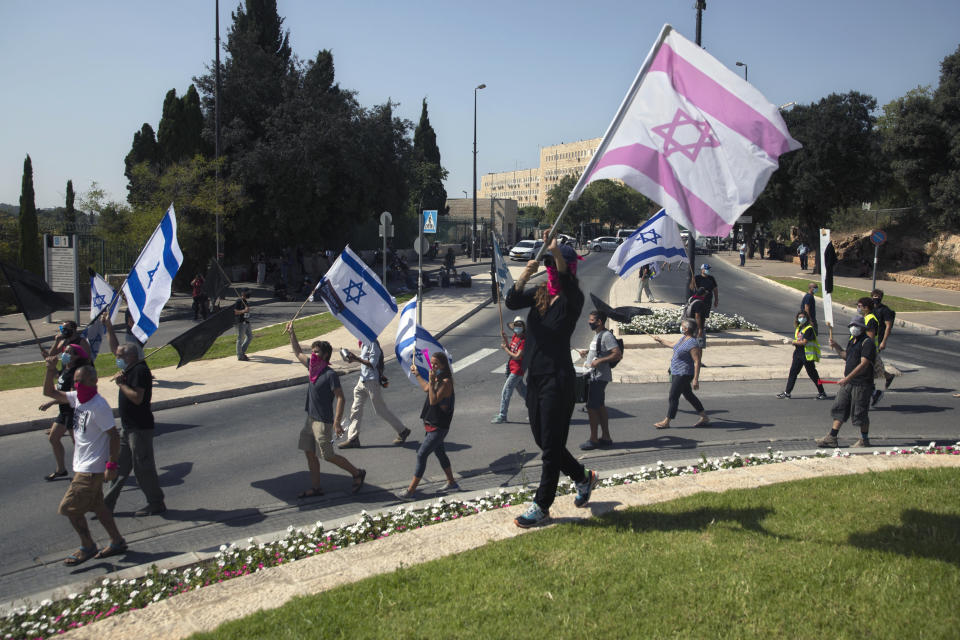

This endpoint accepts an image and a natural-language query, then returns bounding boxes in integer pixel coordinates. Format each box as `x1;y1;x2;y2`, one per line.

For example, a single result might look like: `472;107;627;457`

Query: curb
726;260;960;340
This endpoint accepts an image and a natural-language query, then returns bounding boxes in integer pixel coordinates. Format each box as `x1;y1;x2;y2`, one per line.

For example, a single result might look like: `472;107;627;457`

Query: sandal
694;417;711;427
654;421;670;429
297;487;324;499
45;470;68;481
352;469;367;494
94;539;127;559
64;546;98;566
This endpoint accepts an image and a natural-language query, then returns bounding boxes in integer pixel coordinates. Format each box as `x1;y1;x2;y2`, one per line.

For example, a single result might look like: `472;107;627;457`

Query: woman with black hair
38;343;93;480
506;231;599;528
776;310;827;400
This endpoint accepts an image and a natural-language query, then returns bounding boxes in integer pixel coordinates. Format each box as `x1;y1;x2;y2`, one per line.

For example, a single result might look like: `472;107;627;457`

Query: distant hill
0;203;18;217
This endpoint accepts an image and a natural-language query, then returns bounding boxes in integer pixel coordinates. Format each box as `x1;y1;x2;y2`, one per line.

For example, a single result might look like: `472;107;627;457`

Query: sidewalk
709;251;960;335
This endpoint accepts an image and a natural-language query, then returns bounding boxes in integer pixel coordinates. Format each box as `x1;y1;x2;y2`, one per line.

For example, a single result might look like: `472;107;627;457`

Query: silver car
588;236;620;252
509;239;544;261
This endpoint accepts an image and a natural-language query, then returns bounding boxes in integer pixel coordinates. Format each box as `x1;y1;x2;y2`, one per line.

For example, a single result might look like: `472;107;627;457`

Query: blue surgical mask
59;352;72;367
116;358;126;370
512;326;523;334
797;316;806;324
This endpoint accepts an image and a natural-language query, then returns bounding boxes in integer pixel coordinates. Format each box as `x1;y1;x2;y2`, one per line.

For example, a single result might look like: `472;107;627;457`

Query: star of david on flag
82;268;121;359
122;204;183;343
607;209;688;279
395;297;453;386
316;245;397;343
569;25;801;237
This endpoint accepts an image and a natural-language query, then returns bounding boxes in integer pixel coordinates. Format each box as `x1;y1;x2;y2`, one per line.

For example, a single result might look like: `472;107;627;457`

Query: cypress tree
65;179;76;226
410;99;448;215
18;155;42;273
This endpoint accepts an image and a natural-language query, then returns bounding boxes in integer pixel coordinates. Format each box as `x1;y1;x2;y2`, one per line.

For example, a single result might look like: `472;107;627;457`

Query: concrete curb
728;260;960;340
26;453;960;639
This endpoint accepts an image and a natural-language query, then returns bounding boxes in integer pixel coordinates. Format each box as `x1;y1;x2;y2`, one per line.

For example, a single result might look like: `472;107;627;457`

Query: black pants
667;374;704;419
785;350;824;395
799;254;808;269
526;371;587;510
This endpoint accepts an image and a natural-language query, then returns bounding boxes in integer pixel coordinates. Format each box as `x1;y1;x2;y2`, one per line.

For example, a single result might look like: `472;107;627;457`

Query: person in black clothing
102;343;166;516
870;288;897;404
398;352;458;500
235;289;252;361
38;343;92;480
689;263;719;318
684;287;709;350
776;310;827;400
506;232;599;528
815;316;877;448
801;282;819;335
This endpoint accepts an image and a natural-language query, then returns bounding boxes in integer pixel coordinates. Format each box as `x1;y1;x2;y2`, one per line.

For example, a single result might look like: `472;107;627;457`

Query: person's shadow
848;509;960;566
580;505;781;539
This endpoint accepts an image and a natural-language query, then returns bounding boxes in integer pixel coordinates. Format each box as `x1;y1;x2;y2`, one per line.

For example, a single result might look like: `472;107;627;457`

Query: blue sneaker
490;414;506;424
574;469;600;508
514;502;550;528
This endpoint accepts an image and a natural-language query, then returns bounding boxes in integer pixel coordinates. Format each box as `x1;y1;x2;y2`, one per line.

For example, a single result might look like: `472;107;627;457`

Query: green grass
768;276;960;312
193;467;960;640
0;293;416;392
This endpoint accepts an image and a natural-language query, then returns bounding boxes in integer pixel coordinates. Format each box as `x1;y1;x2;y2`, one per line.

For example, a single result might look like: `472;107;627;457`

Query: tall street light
472;83;486;262
735;61;748;81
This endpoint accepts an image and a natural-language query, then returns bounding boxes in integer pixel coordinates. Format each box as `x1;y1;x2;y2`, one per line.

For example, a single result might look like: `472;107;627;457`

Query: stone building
444;197;520;246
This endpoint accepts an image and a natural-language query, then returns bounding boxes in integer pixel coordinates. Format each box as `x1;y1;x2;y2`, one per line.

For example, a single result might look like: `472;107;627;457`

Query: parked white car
588;236;620;252
509;239;544;261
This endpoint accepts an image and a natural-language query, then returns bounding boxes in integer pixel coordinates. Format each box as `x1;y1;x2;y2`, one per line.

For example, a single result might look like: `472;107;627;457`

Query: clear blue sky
2;0;958;210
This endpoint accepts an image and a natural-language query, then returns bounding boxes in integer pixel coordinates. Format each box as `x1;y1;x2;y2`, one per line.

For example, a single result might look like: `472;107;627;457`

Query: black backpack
595;330;625;369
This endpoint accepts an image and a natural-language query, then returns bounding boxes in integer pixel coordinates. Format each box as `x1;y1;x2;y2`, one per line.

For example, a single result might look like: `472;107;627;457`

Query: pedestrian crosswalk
452;348;498;373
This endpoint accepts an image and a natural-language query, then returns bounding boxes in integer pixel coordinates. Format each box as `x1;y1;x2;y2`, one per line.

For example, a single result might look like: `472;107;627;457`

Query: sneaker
816;392;828;400
339;437;360;449
574;470;600;508
392;428;411;444
776;392;791;399
397;488;416;501
871;390;883;407
852;438;871;448
442;481;460;492
815;434;839;448
490;414;505;424
579;440;599;451
514;503;550;528
134;504;167;517
885;373;895;389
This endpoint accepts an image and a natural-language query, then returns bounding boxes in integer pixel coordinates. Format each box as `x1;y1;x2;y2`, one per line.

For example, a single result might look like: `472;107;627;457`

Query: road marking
883;359;924;370
912;344;960;358
452;348;498;373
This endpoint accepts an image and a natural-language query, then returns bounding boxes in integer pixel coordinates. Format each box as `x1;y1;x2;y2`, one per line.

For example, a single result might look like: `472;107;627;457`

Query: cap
848;316;866;328
543;244;582;271
508;315;525;329
700;263;711;270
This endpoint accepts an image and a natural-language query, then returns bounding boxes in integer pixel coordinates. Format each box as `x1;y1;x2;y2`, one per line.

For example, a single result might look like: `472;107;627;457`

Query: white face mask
797;317;806;325
849;326;863;337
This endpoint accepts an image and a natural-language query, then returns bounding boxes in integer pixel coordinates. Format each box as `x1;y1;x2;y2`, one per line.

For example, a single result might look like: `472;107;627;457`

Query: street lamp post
472;83;486;262
736;61;748;81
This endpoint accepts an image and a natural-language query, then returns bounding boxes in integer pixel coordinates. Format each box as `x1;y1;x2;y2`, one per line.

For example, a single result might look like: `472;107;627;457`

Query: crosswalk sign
423;210;438;234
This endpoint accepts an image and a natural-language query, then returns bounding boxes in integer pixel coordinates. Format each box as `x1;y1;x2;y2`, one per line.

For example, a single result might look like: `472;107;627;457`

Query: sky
2;0;959;211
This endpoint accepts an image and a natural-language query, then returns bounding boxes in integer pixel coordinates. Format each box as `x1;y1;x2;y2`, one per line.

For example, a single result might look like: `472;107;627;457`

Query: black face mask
588;321;600;330
872;297;881;306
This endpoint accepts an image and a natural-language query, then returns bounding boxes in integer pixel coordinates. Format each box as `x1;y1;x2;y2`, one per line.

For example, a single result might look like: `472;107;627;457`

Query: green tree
64;179;76;227
409;98;448;217
124;123;162;207
929;44;960;230
18;155;41;273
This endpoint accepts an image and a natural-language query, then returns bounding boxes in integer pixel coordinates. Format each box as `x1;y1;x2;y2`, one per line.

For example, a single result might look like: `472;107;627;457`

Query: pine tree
18;155;42;273
64;179;76;226
410;99;448;216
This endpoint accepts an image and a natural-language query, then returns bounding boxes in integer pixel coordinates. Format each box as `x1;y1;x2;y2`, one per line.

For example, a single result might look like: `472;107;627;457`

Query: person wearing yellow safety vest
777;310;827;400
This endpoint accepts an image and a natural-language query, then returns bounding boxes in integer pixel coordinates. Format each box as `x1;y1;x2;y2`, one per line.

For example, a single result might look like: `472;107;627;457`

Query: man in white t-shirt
577;310;621;451
43;360;127;566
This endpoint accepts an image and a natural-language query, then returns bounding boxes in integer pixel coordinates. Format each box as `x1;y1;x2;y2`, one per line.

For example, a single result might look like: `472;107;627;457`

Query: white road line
452;347;498;373
883;359;924;370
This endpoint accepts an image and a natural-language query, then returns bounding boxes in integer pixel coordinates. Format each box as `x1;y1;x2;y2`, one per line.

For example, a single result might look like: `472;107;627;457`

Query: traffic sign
379;211;392;226
413;237;429;255
423;210;438;234
870;229;887;246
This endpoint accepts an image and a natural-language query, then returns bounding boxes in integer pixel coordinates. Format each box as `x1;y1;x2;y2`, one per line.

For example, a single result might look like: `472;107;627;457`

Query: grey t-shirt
305;368;341;423
586;330;618;382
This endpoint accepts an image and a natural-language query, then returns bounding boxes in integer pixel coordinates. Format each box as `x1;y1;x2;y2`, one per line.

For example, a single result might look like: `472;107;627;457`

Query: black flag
822;241;837;294
167;307;235;368
589;292;654;324
0;260;72;320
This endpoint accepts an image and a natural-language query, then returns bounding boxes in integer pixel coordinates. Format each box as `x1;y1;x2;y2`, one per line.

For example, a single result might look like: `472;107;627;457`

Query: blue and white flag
82;270;120;359
317;245;397;343
122;204;183;343
491;236;513;299
607;209;688;279
395;297;453;386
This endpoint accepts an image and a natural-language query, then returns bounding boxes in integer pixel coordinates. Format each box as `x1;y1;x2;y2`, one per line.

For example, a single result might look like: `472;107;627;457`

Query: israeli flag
122;204;183;343
607;209;688;279
82;270;120;359
317;245;397;343
395;297;453;386
491;235;513;299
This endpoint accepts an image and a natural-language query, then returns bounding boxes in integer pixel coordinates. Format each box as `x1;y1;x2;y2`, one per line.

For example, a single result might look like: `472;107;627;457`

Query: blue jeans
414;428;451;479
498;373;527;418
236;322;252;357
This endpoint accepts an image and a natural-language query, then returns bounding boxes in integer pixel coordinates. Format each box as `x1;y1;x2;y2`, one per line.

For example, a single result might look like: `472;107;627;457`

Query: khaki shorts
298;417;335;460
58;472;105;516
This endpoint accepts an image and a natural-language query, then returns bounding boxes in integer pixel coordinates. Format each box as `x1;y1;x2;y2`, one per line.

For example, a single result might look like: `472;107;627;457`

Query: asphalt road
1;252;957;604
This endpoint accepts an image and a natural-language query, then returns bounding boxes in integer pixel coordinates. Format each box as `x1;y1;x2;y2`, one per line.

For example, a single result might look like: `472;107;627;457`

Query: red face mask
76;383;98;403
309;354;329;383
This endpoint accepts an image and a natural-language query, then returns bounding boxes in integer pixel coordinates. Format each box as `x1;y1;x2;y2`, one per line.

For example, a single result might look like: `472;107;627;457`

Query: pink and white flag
572;25;801;236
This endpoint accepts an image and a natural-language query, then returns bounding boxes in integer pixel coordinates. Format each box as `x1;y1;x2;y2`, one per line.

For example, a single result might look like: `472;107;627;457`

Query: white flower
219;544;228;552
153;593;163;602
145;579;154;587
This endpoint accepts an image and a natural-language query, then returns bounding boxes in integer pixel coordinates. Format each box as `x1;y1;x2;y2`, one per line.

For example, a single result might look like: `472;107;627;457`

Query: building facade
479;137;602;208
444;197;520;246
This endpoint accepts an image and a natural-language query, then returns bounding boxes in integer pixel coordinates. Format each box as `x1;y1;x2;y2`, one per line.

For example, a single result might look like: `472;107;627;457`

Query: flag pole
534;24;673;262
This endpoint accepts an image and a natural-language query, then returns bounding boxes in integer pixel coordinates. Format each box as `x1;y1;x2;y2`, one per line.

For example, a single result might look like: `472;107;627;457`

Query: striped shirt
670;337;698;376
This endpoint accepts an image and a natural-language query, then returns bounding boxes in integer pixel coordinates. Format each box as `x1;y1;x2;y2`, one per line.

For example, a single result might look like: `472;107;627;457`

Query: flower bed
619;307;759;335
3;442;957;640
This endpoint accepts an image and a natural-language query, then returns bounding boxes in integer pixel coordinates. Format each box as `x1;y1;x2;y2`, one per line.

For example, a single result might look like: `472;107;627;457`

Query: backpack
595;330;625;369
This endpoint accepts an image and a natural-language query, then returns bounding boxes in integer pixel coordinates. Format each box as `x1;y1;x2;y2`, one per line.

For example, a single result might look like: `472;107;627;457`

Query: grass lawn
768;276;960;312
194;467;960;640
